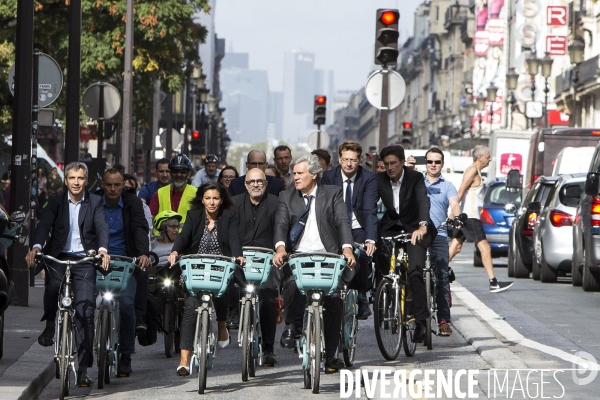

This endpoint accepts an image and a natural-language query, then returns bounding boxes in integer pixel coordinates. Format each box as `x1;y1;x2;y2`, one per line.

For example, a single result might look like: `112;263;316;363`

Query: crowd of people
22;141;513;388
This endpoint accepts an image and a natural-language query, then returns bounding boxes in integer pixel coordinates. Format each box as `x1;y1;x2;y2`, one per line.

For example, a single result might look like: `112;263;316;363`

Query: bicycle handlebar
169;254;239;269
381;233;412;243
35;253;101;266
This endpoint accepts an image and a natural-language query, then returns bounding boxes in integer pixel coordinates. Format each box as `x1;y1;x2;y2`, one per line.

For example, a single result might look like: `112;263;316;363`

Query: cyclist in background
192;154;221;187
138;158;171;205
152;211;182;265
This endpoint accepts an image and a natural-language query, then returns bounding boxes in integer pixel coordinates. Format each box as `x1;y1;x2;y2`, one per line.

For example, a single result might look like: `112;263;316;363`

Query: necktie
345;179;353;226
289;195;313;249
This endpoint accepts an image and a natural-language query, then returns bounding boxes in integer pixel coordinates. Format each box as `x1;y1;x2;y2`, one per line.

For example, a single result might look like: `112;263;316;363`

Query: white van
37;145;64;180
551;146;595;176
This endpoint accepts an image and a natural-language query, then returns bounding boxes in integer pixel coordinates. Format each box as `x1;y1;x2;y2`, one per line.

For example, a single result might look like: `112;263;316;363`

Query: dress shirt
295;186;326;253
390;172;405;214
103;196;126;256
341;171;362;230
61;193;86;255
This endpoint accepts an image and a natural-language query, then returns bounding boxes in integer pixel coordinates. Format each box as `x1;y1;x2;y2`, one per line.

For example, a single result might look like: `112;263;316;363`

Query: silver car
533;174;586;283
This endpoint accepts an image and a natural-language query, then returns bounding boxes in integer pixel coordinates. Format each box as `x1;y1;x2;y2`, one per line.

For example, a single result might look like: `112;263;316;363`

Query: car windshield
485;184;521;207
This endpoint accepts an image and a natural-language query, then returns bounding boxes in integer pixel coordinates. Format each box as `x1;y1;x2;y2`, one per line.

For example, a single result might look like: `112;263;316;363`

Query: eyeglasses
340;158;359;164
245;179;266;186
170;169;188;175
222;175;236;180
166;224;180;230
426;160;442;165
248;162;267;167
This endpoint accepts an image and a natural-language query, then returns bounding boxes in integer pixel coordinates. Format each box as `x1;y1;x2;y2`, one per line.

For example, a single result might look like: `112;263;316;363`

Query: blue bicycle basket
96;259;136;294
287;252;347;296
178;254;236;298
242;247;273;287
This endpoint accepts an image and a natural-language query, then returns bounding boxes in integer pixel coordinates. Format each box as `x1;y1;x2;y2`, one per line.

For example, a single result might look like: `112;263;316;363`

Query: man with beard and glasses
149;154;197;236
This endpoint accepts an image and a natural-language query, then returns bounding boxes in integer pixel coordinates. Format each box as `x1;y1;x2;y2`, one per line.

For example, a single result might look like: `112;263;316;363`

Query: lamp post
539;53;554;127
526;53;540;129
466;102;477;152
476;95;486;143
568;38;585;127
506;68;519;129
486;83;498;138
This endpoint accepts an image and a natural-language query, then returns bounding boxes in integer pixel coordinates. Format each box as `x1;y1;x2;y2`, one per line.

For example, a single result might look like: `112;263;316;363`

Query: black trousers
43;258;96;371
134;268;148;321
282;265;343;359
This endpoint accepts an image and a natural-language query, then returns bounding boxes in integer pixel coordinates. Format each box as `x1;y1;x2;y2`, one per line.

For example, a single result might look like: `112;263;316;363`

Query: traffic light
313;95;327;126
191;130;202;155
375;9;400;66
401;121;412;146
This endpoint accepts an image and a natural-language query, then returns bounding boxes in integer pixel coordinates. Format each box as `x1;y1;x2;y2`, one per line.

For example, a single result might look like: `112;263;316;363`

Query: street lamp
486;83;498;136
476;94;486;142
539;53;554;127
506;68;519;128
568;38;585;127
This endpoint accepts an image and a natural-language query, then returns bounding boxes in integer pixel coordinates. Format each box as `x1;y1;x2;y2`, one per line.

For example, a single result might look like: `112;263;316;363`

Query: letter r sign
547;6;567;26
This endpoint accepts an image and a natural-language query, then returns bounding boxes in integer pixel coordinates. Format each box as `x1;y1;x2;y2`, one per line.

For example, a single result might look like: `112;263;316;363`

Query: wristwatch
419;221;428;227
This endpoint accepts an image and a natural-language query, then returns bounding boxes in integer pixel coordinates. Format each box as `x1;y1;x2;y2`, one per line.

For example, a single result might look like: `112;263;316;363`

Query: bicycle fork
193;297;214;370
55;265;76;374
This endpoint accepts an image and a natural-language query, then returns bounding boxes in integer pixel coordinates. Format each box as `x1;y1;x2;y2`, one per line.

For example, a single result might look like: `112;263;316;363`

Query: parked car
572;146;600;291
474;179;521;266
507;176;558;279
532;174;586;283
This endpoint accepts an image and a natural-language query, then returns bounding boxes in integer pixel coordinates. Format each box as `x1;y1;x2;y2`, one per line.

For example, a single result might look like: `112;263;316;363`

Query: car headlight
163;278;172;287
61;296;72;307
103;292;113;301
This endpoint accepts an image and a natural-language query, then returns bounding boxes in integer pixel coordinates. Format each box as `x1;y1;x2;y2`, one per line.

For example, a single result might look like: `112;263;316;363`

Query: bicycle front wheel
342;311;358;367
425;270;433;350
197;309;209;394
401;284;417;357
373;278;401;360
240;299;252;382
97;308;110;388
59;311;71;400
163;302;175;358
311;308;321;394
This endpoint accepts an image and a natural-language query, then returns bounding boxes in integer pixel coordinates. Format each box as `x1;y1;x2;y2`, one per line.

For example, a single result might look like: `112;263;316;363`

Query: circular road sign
307;130;330;151
8;53;63;107
365;69;406;110
82;83;122;120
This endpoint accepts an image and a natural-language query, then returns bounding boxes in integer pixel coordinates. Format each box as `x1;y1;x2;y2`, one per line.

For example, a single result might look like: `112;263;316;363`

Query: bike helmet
204;154;218;164
153;210;183;232
168;154;193;171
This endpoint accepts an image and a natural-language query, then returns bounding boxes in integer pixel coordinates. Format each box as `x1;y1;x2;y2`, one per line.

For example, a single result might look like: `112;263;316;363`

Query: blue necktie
289;195;313;249
345;179;353;226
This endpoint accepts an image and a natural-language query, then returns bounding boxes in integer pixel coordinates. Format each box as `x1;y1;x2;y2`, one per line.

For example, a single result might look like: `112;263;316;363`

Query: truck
487;130;534;184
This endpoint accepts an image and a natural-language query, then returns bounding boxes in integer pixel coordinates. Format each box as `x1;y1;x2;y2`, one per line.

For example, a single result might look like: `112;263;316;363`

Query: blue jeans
429;235;451;323
119;273;137;355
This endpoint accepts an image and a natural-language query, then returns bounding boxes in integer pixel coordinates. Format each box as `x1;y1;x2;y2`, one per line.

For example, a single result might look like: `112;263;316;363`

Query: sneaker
117;354;132;377
263;351;277;366
489;281;514;293
438;320;452;337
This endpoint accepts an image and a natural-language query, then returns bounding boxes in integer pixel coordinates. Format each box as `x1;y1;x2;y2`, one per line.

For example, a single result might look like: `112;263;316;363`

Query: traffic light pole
376;66;389;171
317;124;321;149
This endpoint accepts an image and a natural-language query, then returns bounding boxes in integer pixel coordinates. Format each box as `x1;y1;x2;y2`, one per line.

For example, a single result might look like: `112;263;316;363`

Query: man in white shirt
273;153;355;372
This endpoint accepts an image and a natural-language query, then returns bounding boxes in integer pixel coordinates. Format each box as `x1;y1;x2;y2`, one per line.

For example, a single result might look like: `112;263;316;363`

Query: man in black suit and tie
273;153;356;372
233;168;280;366
377;145;436;344
25;162;110;387
321;140;378;319
228;150;285;196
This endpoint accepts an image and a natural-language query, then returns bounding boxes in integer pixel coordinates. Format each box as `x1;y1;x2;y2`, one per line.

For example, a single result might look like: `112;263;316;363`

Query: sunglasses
426;160;442;165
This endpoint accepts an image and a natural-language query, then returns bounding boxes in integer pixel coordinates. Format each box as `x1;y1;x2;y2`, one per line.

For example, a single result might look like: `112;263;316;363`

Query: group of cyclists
23;140;514;393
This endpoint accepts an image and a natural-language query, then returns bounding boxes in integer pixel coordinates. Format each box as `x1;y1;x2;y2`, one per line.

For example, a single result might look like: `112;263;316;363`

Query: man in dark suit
377;145;436;344
321;140;378;319
229;150;285;196
273;153;356;372
233;168;280;366
25;162;110;387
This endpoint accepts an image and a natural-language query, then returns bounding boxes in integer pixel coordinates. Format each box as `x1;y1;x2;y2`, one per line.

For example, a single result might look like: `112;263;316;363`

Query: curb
0;341;55;400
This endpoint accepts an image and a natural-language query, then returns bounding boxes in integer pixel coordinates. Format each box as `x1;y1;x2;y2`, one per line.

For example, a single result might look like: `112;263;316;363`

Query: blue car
474;179;522;266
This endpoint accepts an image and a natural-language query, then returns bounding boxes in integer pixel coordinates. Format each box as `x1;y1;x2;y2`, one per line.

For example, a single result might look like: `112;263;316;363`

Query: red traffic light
315;95;326;105
192;131;200;139
380;11;398;25
402;121;412;129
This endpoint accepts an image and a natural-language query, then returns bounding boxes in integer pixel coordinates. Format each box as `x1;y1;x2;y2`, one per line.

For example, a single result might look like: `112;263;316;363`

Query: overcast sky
214;0;420;93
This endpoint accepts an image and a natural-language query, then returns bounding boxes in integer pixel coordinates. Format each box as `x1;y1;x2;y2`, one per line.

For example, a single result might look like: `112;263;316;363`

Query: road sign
365;70;406;110
82;83;121;120
307;130;330;151
8;53;63;107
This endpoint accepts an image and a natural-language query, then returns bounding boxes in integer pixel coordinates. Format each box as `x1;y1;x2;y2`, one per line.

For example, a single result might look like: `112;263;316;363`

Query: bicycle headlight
103;292;113;301
246;284;255;293
311;293;321;301
201;294;211;302
61;296;72;307
163;278;172;287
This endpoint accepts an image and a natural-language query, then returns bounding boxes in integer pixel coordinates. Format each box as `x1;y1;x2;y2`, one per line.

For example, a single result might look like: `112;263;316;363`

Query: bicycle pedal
117;373;130;378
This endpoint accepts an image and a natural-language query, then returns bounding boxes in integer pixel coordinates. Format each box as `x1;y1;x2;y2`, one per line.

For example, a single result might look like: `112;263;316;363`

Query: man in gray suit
273;153;356;372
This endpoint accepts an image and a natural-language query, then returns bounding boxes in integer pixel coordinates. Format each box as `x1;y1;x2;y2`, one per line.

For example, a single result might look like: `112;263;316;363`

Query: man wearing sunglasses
423;147;462;337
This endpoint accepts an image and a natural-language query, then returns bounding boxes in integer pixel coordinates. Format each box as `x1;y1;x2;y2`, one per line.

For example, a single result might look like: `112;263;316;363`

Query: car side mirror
563;185;581;199
504;203;517;214
506;169;522;193
585;172;600;196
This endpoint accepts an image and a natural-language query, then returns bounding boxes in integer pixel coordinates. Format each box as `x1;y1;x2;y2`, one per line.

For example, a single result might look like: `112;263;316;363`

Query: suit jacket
115;190;150;257
274;185;354;253
321;165;379;242
228;175;284;197
33;190;110;257
232;192;278;248
171;208;243;258
377;167;437;249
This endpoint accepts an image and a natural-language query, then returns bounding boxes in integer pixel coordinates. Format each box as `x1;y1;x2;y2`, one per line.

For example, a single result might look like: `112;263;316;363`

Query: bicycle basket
288;252;347;296
96;260;136;294
178;255;236;298
242;247;273;287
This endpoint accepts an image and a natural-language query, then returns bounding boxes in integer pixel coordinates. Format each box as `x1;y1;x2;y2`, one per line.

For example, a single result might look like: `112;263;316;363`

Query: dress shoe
356;300;372;320
413;320;426;343
117;354;132;377
325;357;345;373
438;320;453;337
76;371;93;387
279;326;296;349
37;326;54;347
135;317;147;337
263;350;277;366
226;307;239;330
218;328;230;348
176;365;190;376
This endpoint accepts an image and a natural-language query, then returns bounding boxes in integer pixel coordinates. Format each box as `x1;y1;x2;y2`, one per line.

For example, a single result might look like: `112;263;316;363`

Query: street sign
8;53;63;107
365;70;406;110
82;82;121;120
307;130;330;151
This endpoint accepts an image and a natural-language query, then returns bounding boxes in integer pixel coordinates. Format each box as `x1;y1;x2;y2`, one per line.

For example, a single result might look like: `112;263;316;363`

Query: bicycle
173;254;238;394
287;252;349;394
239;246;273;381
373;233;417;360
35;251;101;400
423;248;438;350
94;255;139;387
151;261;185;358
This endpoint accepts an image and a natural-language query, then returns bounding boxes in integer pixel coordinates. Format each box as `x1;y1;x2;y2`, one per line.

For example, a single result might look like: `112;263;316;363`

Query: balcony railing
444;6;469;30
554;55;600;95
460;16;474;44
